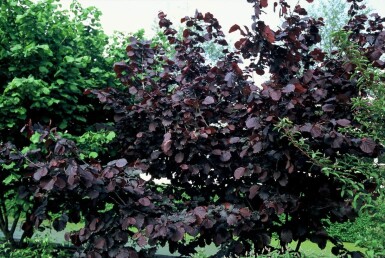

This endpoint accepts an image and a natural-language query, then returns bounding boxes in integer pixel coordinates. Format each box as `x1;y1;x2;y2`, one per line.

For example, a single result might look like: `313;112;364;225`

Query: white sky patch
58;0;385;37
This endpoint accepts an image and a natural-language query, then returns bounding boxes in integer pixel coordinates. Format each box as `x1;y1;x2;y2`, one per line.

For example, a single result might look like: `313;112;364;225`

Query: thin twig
295;239;302;252
0;199;6;231
114;192;127;206
0;199;8;227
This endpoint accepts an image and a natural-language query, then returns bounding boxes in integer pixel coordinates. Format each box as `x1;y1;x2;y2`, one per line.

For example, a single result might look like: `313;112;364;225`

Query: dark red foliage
1;0;383;257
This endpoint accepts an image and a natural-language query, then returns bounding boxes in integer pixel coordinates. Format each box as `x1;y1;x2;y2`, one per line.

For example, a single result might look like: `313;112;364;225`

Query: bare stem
10;208;21;236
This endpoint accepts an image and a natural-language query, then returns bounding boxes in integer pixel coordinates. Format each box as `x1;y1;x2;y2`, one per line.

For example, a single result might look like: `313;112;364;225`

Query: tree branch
295;239;302;252
0;197;9;227
10;208;21;236
0;199;6;232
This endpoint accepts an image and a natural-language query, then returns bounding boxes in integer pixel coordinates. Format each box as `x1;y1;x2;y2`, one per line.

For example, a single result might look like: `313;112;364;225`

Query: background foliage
0;0;118;143
0;0;122;249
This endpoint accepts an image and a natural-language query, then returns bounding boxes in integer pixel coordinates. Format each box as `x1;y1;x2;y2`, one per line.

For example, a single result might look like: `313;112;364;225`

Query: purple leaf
202;96;215;105
336;119;351;127
54;177;66;189
224;72;234;82
263;25;275;43
270;90;281;101
253;142;262;153
229;137;240;144
203;219;214;229
332;137;344;148
135;215;145;228
194;206;207;219
145;224;154;236
239;207;251;217
246;117;260;129
360;138;376;154
300;123;312;132
137;235;147;247
213;233;225;246
122;217;137;229
171;227;185;242
310;124;322;138
278;174;288;186
280;229;293;243
33;167;48;181
322;104;335;112
220;151;231;162
161;140;172;153
229;24;241;33
174;152;184;163
40;178;55;191
303;70;313;84
282;84;295;93
52;214;68;231
138;197;151;206
234;167;245;180
249;185;260;199
260;0;268;8
115;158;128;168
151;150;161;160
129;87;137;95
227;214;238;226
94;237;106;250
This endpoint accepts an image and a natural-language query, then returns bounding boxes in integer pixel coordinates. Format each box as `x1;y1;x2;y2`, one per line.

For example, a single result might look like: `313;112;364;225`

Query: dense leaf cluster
1;0;384;257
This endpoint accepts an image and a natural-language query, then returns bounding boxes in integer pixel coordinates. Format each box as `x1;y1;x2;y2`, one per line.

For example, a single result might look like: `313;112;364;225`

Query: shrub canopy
1;0;385;257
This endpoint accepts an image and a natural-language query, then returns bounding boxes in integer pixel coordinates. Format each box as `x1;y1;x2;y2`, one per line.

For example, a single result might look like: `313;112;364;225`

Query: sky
60;0;254;38
59;0;385;39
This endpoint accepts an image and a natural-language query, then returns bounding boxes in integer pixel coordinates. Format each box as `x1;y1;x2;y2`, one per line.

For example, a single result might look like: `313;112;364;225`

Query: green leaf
30;132;41;144
41;87;50;95
89;152;98;158
69;84;80;93
59;120;68;129
21;147;30;154
74;116;86;122
54;69;62;77
98;203;114;212
39;66;49;73
36;44;51;55
2;162;16;170
30;102;41;108
106;131;116;141
64;56;75;63
10;44;23;52
90;67;102;73
47;98;60;106
3;173;21;185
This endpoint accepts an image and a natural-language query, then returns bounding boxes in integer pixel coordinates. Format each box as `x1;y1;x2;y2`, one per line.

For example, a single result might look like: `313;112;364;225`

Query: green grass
290;240;365;258
190;239;366;258
1;218;367;257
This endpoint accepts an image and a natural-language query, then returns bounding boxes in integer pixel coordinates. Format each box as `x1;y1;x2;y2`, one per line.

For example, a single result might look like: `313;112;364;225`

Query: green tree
0;0;118;144
0;0;122;249
327;29;385;256
308;0;370;55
